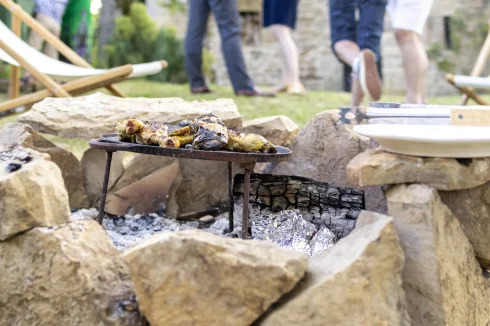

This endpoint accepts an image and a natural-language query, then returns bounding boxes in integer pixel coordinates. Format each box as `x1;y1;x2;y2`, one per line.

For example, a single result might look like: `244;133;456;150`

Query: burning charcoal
309;226;337;257
5;162;22;173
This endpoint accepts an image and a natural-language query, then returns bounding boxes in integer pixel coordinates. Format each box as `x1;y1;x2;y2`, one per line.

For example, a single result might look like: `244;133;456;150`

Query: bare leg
334;40;363;105
395;29;429;104
351;77;364;106
269;24;302;92
334;40;360;67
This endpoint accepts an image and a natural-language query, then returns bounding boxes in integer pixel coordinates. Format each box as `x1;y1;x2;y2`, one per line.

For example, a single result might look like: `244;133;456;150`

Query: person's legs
329;0;358;66
329;0;365;105
388;0;433;103
36;14;61;59
269;24;302;92
357;0;387;102
394;29;429;103
23;13;49;86
208;0;255;92
27;14;45;52
184;0;211;91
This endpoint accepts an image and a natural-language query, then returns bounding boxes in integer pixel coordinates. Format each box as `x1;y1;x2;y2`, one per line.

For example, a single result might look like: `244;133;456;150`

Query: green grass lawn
0;79;485;158
0;79;478;128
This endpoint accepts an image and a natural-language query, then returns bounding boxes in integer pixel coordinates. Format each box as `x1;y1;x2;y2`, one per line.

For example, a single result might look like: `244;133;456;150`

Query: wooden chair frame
446;20;490;106
0;0;131;113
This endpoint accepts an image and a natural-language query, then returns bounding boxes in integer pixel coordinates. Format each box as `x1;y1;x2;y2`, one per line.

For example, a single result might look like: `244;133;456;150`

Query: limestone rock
81;148;124;207
347;149;490;191
18;92;243;140
439;183;490;268
0;220;147;326
175;159;230;214
258;211;409;326
0;123;88;209
123;229;308;326
272;110;387;213
0;147;71;241
241;115;299;146
386;184;490;325
105;157;182;216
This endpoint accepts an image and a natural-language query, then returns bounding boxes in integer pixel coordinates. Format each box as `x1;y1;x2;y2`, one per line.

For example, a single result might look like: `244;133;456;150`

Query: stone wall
150;0;490;96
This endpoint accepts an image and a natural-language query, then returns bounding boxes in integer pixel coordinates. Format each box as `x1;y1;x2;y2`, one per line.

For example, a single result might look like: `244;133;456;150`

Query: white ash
72;209;200;249
71;207;338;257
72;208;98;221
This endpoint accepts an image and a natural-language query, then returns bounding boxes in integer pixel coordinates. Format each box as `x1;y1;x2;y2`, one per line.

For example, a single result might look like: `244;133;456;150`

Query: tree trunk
97;0;122;61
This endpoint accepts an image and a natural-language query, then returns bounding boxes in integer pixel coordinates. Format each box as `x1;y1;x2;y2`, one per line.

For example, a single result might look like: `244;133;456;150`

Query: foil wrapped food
252;210;337;257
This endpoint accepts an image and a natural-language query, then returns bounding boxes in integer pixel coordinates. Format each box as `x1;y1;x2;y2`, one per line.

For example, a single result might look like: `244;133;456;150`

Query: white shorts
387;0;434;36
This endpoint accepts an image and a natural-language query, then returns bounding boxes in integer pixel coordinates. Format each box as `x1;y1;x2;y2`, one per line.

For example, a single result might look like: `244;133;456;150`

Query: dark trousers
329;0;387;72
184;0;254;92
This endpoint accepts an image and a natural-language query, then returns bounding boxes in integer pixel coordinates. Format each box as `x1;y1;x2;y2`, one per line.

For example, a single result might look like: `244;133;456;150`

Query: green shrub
103;2;187;83
148;26;186;83
202;48;216;83
0;62;10;79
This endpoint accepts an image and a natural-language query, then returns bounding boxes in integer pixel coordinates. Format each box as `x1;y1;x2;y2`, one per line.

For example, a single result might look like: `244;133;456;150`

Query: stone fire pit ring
89;133;292;239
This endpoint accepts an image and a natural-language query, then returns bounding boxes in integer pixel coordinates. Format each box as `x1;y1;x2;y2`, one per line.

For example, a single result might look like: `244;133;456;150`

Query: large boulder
386;184;490;325
105;155;182;217
123;229;308;326
258;211;409;326
81;148;125;207
175;159;231;214
0;146;71;241
439;183;490;269
18;92;243;140
347;149;490;191
241;115;299;146
0;123;88;209
0;220;147;325
272;110;387;213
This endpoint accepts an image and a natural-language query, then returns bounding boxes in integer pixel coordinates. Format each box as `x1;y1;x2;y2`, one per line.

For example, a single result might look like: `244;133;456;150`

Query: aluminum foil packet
309;226;337;257
252;210;337;257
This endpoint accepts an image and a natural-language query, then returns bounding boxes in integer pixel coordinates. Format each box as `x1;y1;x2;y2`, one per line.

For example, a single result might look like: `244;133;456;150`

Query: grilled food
115;118;144;143
115;119;180;148
115;114;278;153
170;114;229;151
226;129;277;153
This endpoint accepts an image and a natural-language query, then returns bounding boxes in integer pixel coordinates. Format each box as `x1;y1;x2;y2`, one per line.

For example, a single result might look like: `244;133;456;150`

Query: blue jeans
329;0;387;74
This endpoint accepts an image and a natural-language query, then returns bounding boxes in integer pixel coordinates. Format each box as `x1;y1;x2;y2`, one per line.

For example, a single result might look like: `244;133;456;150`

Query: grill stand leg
97;151;113;225
228;162;234;233
241;163;255;239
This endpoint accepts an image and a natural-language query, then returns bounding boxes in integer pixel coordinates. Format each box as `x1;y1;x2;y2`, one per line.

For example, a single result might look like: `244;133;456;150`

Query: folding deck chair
445;21;490;105
0;0;168;113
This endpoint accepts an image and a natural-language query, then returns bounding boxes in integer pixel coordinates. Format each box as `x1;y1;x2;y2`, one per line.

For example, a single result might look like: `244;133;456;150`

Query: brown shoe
191;86;213;94
235;88;276;97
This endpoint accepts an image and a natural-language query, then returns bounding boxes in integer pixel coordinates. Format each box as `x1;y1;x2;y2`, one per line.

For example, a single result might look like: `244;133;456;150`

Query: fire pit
89;133;292;239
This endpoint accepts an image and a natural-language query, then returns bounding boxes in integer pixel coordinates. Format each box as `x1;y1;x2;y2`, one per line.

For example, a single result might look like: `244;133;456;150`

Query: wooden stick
0;0;127;98
446;74;488;105
460;21;490;105
8;15;21;99
0;39;71;98
0;65;133;113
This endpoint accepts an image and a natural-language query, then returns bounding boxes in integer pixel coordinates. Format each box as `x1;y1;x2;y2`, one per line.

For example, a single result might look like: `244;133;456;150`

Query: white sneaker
353;49;382;101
